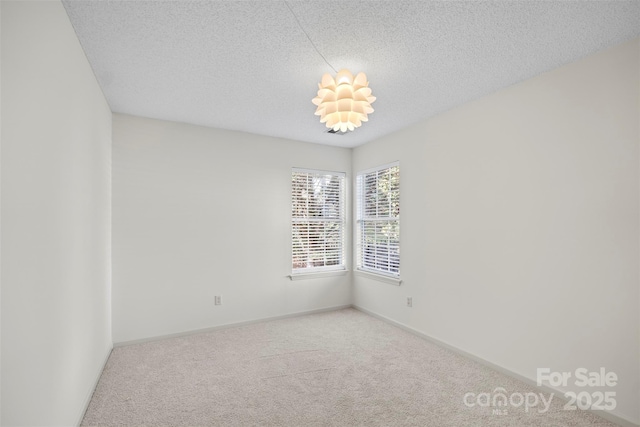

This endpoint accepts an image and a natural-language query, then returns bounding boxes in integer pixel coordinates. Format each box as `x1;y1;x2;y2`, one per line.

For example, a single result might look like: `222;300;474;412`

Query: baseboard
114;304;353;348
76;343;113;426
352;304;639;427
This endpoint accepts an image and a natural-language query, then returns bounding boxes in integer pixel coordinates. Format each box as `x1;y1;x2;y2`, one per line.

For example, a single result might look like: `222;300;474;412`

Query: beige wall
352;38;639;424
1;1;113;425
112;114;352;343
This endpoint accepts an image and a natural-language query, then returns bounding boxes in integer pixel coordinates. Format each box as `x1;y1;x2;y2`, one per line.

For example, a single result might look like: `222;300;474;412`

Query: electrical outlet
407;297;412;307
214;296;222;305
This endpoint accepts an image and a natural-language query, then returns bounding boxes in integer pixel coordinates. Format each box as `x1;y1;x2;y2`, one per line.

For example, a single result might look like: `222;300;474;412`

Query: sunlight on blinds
292;169;345;273
357;163;400;277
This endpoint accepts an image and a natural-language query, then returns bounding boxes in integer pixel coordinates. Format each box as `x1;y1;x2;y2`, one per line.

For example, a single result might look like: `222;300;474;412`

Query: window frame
356;162;400;279
291;168;346;276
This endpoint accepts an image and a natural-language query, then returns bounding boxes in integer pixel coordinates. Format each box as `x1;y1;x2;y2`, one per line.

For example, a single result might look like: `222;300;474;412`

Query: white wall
1;2;112;426
112;114;351;343
352;38;639;425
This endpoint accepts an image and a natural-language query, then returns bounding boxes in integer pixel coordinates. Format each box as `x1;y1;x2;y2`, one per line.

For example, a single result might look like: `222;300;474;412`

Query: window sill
354;270;402;286
288;270;349;281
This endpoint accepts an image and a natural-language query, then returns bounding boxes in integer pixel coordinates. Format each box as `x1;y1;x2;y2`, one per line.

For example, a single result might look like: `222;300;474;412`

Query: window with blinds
356;162;400;277
292;169;345;274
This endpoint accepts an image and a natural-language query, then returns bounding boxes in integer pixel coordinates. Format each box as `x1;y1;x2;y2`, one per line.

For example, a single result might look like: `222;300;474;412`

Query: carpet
81;308;616;426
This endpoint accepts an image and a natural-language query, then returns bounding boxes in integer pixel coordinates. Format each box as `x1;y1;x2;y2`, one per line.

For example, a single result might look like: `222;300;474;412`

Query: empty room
1;1;639;426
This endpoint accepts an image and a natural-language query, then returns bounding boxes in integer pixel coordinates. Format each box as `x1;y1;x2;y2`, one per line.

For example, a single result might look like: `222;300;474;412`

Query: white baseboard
76;344;113;426
352;304;639;427
114;304;353;348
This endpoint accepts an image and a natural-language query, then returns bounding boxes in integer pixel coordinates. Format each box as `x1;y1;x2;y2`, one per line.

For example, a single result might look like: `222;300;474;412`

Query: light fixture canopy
312;69;376;133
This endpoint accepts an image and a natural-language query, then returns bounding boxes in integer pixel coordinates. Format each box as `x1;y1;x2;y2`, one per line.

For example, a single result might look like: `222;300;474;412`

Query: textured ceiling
63;1;640;148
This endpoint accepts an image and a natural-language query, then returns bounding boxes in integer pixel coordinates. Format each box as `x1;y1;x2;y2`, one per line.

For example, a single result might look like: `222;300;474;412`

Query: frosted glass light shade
312;69;376;133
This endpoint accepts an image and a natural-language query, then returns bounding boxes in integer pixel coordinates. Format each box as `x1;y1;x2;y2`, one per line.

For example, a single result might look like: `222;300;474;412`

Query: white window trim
354;269;402;286
288;269;348;281
357;161;401;176
355;161;401;281
291;168;346;275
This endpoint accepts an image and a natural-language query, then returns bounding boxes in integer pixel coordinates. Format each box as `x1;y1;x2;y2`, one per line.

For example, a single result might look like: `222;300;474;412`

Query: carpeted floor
82;308;616;426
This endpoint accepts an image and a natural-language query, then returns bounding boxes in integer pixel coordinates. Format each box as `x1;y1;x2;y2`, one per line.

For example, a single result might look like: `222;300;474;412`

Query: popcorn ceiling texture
81;309;618;426
62;1;640;147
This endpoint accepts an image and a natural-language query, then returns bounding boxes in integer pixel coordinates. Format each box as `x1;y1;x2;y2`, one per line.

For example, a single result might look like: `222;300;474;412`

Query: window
356;162;400;277
292;169;345;274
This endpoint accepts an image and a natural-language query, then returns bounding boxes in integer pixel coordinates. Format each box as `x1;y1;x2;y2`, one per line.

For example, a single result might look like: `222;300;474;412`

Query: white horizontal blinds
292;169;345;273
357;163;400;277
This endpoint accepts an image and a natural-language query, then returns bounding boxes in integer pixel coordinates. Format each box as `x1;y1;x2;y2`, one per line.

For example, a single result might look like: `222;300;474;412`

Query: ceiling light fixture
283;1;376;133
312;69;376;133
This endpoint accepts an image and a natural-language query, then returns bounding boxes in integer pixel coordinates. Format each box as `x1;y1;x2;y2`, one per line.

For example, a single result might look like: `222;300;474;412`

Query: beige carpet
82;308;616;426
